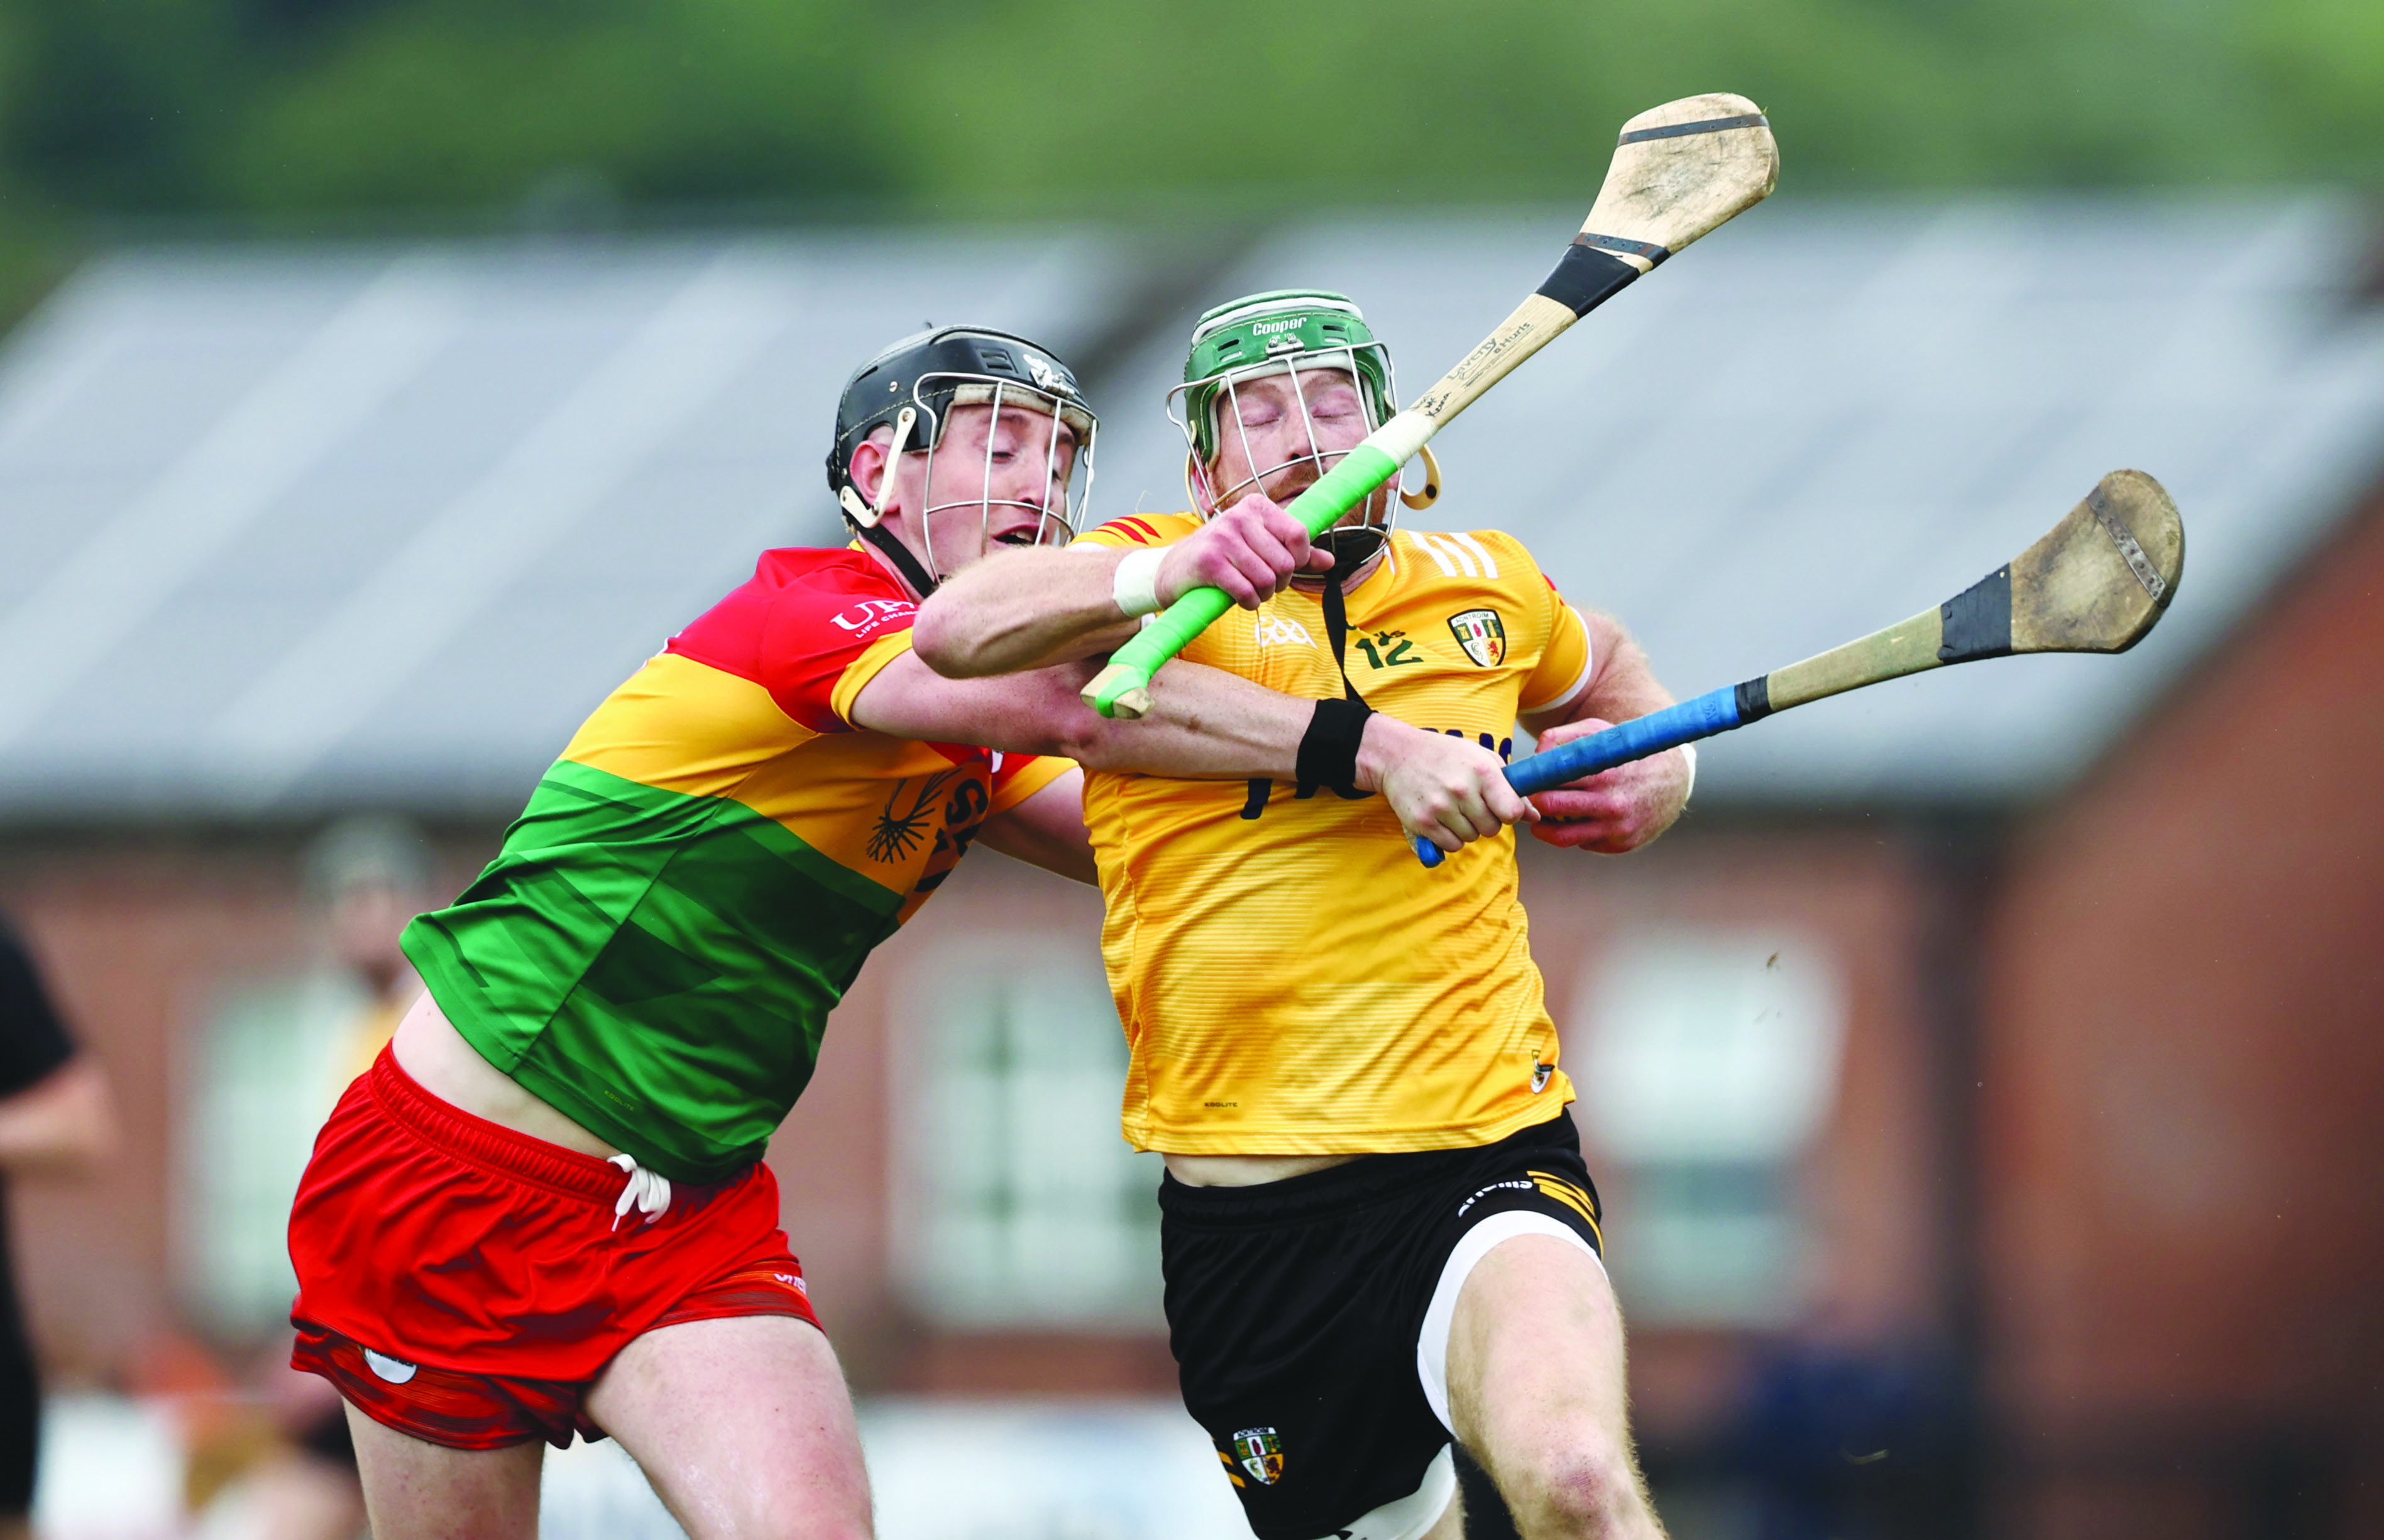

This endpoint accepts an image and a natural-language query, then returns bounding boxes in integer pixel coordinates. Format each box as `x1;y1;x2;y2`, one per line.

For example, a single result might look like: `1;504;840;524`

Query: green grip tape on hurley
1086;443;1405;718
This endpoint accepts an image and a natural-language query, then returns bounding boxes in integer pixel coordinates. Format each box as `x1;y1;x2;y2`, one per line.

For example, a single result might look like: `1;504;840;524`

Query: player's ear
849;426;899;514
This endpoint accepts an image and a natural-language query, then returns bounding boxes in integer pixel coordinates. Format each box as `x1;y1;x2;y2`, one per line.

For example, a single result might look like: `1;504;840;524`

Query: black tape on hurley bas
1536;242;1640;317
1938;564;2014;663
1617;112;1770;145
1733;676;1773;723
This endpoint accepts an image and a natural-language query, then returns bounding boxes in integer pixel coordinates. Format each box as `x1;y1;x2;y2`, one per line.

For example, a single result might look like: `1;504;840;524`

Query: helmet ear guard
1400;445;1441;511
837;407;918;530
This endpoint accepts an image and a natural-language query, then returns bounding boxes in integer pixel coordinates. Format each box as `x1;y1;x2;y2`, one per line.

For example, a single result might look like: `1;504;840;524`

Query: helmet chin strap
1317;524;1388;571
842;407;944;598
858;520;942;599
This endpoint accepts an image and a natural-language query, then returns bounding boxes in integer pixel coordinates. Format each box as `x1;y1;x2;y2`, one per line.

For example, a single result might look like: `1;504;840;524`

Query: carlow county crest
1447;608;1507;668
1232;1426;1285;1485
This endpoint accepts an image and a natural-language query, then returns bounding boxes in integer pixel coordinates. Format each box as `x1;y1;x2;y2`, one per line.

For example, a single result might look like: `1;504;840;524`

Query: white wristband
1112;546;1167;618
1679;742;1698;803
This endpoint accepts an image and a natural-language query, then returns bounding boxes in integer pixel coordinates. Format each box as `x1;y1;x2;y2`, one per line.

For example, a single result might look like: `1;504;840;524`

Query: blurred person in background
0;910;117;1540
305;816;433;1090
243;818;436;1540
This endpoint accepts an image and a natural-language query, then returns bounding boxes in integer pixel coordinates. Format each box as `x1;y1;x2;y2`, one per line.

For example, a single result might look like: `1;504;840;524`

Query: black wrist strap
1297;695;1375;796
1294;578;1373;798
1243;578;1375;817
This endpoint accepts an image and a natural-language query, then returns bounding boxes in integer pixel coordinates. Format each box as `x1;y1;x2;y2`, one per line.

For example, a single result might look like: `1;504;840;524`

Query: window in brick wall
891;941;1163;1330
1571;928;1846;1327
176;973;370;1336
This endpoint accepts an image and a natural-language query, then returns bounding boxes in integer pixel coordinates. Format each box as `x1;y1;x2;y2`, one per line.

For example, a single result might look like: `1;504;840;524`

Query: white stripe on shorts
1415;1211;1605;1433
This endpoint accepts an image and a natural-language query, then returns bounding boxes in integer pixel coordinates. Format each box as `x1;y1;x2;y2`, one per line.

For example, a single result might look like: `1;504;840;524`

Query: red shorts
288;1047;820;1451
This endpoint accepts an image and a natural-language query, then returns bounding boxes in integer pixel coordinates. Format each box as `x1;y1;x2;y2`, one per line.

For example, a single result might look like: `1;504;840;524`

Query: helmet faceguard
1171;290;1403;568
828;326;1097;590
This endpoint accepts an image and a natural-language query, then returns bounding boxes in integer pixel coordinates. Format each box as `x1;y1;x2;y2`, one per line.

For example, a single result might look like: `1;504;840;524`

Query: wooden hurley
1084;92;1781;719
1414;469;2188;866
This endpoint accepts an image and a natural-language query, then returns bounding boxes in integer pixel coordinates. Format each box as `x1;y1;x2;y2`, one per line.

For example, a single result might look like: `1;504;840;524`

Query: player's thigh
585;1314;870;1540
344;1400;545;1540
1444;1235;1651;1535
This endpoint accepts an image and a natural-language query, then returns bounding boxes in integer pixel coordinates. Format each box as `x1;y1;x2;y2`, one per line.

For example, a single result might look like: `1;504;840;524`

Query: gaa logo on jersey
1447;608;1507;667
1253;610;1317;648
1231;1426;1285;1485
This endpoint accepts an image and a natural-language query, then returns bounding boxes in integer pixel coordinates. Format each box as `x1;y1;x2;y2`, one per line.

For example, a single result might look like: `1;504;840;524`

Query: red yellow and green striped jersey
1075;512;1593;1155
402;547;1070;1182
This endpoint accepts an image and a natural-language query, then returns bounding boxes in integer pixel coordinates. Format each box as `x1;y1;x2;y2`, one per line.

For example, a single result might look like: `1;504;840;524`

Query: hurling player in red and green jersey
284;326;1520;1540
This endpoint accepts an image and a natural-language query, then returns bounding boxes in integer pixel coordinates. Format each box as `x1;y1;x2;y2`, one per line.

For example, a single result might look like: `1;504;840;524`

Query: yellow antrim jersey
1075;514;1595;1154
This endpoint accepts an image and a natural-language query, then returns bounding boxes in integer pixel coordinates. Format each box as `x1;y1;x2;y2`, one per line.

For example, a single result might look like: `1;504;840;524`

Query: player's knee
1505;1441;1642;1537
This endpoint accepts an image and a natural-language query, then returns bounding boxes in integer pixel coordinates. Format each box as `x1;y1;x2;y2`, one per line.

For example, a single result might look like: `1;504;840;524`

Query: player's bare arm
911;493;1332;678
1520;607;1693;854
849;653;1529;864
974;769;1098;884
827;326;1527;867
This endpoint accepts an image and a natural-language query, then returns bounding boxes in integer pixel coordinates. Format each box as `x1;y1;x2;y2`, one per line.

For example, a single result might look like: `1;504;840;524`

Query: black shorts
0;1346;36;1516
1160;1109;1605;1540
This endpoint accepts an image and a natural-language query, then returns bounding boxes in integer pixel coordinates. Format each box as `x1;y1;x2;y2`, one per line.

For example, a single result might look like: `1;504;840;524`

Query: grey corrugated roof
1094;194;2384;805
0;230;1121;817
0;197;2378;820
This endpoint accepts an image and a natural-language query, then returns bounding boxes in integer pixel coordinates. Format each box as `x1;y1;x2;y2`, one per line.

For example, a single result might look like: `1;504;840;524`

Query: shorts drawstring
609;1154;672;1229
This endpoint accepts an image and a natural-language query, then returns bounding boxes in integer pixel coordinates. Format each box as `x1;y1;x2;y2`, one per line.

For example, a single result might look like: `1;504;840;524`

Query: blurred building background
0;4;2377;1539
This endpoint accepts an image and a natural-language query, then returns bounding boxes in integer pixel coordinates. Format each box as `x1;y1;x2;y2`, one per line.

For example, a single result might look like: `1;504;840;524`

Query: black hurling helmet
827;326;1098;593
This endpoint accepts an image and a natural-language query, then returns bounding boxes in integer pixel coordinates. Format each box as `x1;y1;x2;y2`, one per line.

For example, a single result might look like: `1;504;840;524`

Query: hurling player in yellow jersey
917;292;1690;1540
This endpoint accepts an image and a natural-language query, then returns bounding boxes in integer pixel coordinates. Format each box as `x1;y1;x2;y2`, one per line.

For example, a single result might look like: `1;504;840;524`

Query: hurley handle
1083;441;1406;718
1410;686;1743;868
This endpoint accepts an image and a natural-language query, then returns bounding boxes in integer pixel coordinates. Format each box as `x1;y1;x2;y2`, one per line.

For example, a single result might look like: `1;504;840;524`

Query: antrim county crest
1232;1426;1285;1485
1447;608;1507;668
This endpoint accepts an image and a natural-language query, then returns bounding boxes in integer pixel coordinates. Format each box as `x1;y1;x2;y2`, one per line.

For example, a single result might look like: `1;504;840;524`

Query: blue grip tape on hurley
1410;686;1742;869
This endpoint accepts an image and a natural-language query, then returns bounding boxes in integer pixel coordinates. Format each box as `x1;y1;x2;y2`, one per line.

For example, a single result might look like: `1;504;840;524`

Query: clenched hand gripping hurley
1413;470;2187;866
1081;92;1781;720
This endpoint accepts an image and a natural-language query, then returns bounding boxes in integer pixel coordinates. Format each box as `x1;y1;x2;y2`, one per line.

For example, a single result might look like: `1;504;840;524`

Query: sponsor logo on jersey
362;1348;418;1385
1232;1426;1285;1485
774;1273;808;1293
1531;1060;1555;1093
869;770;958;863
1434;728;1515;762
830;598;916;635
1447;608;1507;668
1253;611;1316;647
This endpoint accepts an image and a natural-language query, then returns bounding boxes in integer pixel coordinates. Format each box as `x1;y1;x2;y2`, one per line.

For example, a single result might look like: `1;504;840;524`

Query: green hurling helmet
1177;290;1397;468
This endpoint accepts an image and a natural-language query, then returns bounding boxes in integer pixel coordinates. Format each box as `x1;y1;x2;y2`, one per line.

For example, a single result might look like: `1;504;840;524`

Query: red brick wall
1987;492;2384;1535
0;831;496;1383
1515;827;1940;1438
0;813;1943;1418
